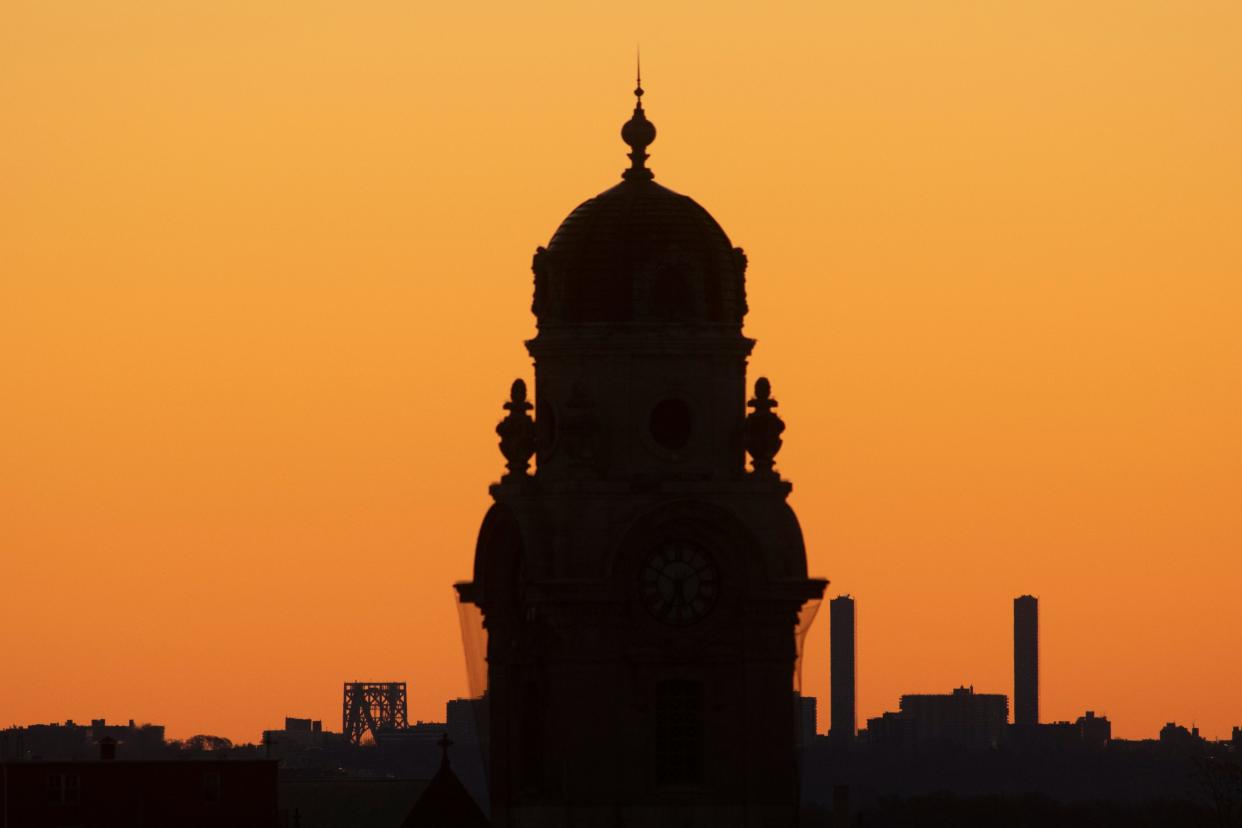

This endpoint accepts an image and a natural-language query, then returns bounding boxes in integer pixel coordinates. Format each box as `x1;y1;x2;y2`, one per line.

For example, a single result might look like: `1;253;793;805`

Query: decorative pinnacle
745;377;785;478
497;379;535;481
621;56;656;181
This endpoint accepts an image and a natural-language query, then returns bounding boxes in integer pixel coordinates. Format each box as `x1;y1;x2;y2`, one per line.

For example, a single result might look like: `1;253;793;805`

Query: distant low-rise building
0;718;166;761
1159;722;1205;749
1027;721;1081;749
1009;712;1112;751
262;716;343;763
862;711;917;751
1077;711;1111;748
895;686;1009;750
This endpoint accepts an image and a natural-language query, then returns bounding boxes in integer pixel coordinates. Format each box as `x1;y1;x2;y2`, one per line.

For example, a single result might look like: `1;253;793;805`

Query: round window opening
649;398;693;451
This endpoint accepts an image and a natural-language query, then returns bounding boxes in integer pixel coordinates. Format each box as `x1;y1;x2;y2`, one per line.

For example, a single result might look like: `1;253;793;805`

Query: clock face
641;542;719;626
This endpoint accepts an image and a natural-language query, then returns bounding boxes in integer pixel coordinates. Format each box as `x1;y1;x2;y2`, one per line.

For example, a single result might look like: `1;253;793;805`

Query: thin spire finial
621;54;656;181
635;47;644;105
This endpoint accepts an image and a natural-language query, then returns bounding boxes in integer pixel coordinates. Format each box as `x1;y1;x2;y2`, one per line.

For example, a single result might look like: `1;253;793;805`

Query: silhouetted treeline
170;734;234;753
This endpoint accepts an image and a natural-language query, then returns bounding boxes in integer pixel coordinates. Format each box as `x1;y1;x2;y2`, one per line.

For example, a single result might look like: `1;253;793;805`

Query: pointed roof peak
436;732;453;770
399;733;488;828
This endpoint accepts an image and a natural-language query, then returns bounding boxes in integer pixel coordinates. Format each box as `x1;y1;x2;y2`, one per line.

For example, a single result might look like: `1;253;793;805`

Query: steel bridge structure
342;681;409;745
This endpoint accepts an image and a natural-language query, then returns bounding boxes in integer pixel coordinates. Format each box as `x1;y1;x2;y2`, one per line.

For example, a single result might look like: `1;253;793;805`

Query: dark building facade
829;595;857;744
0;757;276;827
455;81;826;827
1013;594;1039;726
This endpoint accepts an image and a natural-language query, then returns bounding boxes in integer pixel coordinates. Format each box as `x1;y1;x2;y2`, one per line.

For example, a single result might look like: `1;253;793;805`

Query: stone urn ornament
497;379;535;480
744;377;784;477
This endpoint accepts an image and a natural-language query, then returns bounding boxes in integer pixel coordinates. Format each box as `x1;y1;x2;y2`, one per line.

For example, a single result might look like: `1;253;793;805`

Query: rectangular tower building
1013;595;1039;726
829;595;856;743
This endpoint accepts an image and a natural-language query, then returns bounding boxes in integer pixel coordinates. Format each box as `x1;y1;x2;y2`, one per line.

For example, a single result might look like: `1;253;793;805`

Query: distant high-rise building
830;595;857;744
1014;595;1039;726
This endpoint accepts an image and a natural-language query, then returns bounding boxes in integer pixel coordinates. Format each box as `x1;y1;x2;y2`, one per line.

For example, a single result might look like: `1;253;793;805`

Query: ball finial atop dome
530;63;749;329
621;60;656;181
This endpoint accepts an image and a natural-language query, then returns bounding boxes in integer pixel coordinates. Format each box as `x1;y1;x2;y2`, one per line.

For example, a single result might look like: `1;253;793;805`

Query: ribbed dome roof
530;85;748;328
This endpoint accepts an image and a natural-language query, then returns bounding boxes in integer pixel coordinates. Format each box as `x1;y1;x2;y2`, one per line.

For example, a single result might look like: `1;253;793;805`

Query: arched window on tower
654;679;702;786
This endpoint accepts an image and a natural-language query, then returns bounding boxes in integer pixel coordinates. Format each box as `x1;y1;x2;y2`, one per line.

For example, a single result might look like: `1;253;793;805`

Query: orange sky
2;1;1240;742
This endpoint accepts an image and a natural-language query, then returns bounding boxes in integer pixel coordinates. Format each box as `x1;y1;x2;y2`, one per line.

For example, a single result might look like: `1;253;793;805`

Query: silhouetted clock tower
456;79;826;827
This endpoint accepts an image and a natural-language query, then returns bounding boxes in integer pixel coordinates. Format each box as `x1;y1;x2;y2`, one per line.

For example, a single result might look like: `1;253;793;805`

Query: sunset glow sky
3;1;1240;742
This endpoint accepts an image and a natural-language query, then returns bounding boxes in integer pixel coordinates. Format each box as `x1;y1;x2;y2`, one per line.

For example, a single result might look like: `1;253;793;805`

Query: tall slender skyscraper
1014;595;1039;726
830;595;856;743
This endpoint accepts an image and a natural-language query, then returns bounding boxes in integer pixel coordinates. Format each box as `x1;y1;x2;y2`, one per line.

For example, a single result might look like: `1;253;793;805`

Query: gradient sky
2;1;1239;742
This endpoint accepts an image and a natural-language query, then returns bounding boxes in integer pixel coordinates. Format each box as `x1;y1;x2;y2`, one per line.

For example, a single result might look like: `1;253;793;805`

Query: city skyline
3;1;1241;743
2;587;1225;745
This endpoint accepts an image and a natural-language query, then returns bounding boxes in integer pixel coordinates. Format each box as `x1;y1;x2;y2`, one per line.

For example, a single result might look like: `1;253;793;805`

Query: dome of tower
530;84;748;328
